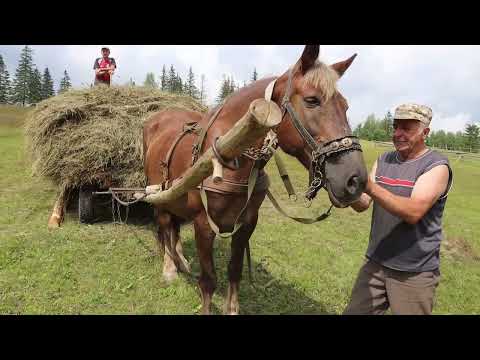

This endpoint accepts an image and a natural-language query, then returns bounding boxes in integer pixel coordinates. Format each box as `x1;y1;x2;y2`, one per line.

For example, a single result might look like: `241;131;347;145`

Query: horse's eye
304;97;321;107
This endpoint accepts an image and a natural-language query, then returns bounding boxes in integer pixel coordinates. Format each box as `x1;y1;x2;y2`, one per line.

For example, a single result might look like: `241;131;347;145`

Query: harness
153;69;363;283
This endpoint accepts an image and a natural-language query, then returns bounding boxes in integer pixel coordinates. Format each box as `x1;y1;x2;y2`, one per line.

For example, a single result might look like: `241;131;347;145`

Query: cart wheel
79;186;95;224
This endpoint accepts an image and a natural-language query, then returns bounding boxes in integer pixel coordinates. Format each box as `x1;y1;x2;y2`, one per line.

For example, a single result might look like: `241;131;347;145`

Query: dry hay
24;85;207;191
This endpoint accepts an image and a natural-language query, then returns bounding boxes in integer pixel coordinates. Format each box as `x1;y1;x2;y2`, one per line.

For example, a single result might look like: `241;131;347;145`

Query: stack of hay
24;86;207;191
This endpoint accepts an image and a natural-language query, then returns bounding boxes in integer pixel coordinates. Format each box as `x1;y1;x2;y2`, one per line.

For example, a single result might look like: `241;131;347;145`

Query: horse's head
273;45;367;207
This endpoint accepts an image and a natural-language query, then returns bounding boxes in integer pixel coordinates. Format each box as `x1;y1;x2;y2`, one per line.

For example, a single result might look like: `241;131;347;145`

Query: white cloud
431;112;473;133
1;45;479;132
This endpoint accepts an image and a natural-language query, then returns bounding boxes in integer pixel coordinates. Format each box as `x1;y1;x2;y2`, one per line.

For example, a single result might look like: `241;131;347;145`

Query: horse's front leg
194;211;217;315
224;192;264;315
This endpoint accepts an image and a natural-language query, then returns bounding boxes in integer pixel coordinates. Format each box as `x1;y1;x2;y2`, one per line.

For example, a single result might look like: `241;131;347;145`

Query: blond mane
302;60;339;102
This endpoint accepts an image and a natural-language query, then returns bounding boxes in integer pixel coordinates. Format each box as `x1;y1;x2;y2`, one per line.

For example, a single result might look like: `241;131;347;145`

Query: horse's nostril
346;175;360;195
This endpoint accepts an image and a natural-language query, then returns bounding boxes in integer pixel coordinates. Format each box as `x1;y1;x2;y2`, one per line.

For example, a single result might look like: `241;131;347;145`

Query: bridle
276;68;363;201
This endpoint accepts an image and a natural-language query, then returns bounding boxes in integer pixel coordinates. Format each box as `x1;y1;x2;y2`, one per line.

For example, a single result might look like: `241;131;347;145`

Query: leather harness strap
164;122;201;181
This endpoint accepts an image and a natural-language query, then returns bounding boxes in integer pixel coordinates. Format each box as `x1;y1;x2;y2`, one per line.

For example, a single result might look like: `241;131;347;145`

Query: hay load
24;85;207;191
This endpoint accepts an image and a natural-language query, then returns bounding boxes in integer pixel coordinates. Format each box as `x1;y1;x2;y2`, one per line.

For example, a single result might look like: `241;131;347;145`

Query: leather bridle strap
281;68;320;151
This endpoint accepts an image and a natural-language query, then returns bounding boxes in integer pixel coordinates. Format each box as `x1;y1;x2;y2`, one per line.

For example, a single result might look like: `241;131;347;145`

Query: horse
143;45;368;314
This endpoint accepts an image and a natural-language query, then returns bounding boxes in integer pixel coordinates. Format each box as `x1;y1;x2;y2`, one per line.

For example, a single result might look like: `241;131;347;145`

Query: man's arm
94;59;106;75
350;160;377;213
365;164;449;224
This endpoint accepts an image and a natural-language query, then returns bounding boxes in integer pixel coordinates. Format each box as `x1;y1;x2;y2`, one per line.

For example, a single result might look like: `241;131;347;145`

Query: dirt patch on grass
443;236;480;262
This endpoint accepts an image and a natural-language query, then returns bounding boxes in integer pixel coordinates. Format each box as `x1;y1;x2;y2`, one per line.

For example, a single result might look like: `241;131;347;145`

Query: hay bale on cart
24;85;207;228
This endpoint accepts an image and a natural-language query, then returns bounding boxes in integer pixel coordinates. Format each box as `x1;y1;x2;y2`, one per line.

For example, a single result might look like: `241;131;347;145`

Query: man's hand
350;160;377;213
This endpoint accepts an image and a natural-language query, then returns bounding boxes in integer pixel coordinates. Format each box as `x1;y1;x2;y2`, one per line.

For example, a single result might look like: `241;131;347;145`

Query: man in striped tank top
344;103;453;315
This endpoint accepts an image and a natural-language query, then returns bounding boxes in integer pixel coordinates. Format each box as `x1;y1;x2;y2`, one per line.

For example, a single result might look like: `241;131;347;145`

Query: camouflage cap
394;103;432;127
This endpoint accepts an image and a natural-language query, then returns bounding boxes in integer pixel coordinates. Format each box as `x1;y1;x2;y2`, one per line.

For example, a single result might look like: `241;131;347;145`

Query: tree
185;66;199;99
160;65;167;91
199;74;206;105
167;65;176;92
216;75;232;104
143;72;158;88
464;123;480;152
12;45;34;106
229;76;237;94
28;67;43;104
381;111;394;139
251;67;258;82
127;77;135;87
0;54;12;104
59;70;72;93
174;74;183;94
41;67;54;100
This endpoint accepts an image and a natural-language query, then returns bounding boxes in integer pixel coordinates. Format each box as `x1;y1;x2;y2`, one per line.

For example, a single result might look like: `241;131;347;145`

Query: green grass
1;105;479;314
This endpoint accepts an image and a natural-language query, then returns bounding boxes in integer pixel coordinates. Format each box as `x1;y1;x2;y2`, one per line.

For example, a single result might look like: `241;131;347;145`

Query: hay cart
75;98;281;225
78;186;149;224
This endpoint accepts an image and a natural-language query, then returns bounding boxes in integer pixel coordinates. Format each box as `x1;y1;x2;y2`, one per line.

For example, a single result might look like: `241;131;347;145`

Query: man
93;47;116;86
344;103;453;315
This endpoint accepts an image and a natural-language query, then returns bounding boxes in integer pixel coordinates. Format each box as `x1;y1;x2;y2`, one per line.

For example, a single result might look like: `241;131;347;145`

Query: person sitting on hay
94;46;116;86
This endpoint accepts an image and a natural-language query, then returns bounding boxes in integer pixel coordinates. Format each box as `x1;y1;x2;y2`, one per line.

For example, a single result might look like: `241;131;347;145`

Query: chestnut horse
143;45;367;314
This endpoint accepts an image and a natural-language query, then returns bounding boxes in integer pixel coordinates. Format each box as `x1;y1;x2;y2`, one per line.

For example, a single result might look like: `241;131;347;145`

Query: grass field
1;105;479;314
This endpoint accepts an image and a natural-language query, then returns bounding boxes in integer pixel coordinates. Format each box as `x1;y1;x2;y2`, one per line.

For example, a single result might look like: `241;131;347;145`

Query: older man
344;104;453;315
93;47;116;86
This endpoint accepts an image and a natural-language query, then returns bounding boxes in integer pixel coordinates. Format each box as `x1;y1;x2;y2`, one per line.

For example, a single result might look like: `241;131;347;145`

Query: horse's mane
302;60;339;103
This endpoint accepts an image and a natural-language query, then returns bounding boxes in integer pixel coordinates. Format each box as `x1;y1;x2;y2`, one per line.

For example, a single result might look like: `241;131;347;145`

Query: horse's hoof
47;219;60;230
223;305;240;315
162;271;178;284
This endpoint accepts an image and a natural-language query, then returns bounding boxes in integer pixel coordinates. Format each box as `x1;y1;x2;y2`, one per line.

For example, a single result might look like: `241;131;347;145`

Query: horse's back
143;109;203;185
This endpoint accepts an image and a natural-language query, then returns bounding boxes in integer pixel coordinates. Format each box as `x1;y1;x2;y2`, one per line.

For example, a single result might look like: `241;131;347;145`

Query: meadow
1;105;479;314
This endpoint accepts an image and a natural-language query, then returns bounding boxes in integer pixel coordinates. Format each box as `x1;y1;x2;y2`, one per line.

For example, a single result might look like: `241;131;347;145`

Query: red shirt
94;57;116;82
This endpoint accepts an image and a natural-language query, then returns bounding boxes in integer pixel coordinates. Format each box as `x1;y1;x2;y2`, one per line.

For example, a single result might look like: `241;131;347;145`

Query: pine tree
199;74;206;105
186;66;199;99
3;69;12;104
176;75;183;94
0;54;11;104
12;45;34;106
217;75;234;104
167;65;176;92
229;76;236;94
160;65;167;91
143;72;158;88
59;70;72;93
28;67;43;104
464;123;480;152
381;111;394;139
251;67;258;82
41;67;55;100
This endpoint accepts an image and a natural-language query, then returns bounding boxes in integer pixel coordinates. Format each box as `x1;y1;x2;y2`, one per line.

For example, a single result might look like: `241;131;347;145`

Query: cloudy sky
1;45;479;132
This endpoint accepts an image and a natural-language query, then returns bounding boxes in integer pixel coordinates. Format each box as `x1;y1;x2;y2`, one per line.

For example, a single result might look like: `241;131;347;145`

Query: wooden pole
138;99;281;205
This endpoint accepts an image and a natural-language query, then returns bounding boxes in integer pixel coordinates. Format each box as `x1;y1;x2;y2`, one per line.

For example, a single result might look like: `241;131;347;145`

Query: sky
1;45;479;133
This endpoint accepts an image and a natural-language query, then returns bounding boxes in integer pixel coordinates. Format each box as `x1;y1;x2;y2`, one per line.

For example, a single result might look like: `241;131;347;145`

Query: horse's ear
299;45;320;74
331;54;357;77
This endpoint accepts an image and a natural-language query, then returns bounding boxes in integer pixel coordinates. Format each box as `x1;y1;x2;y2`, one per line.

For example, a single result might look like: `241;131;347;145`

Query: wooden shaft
211;158;223;184
139;99;281;205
